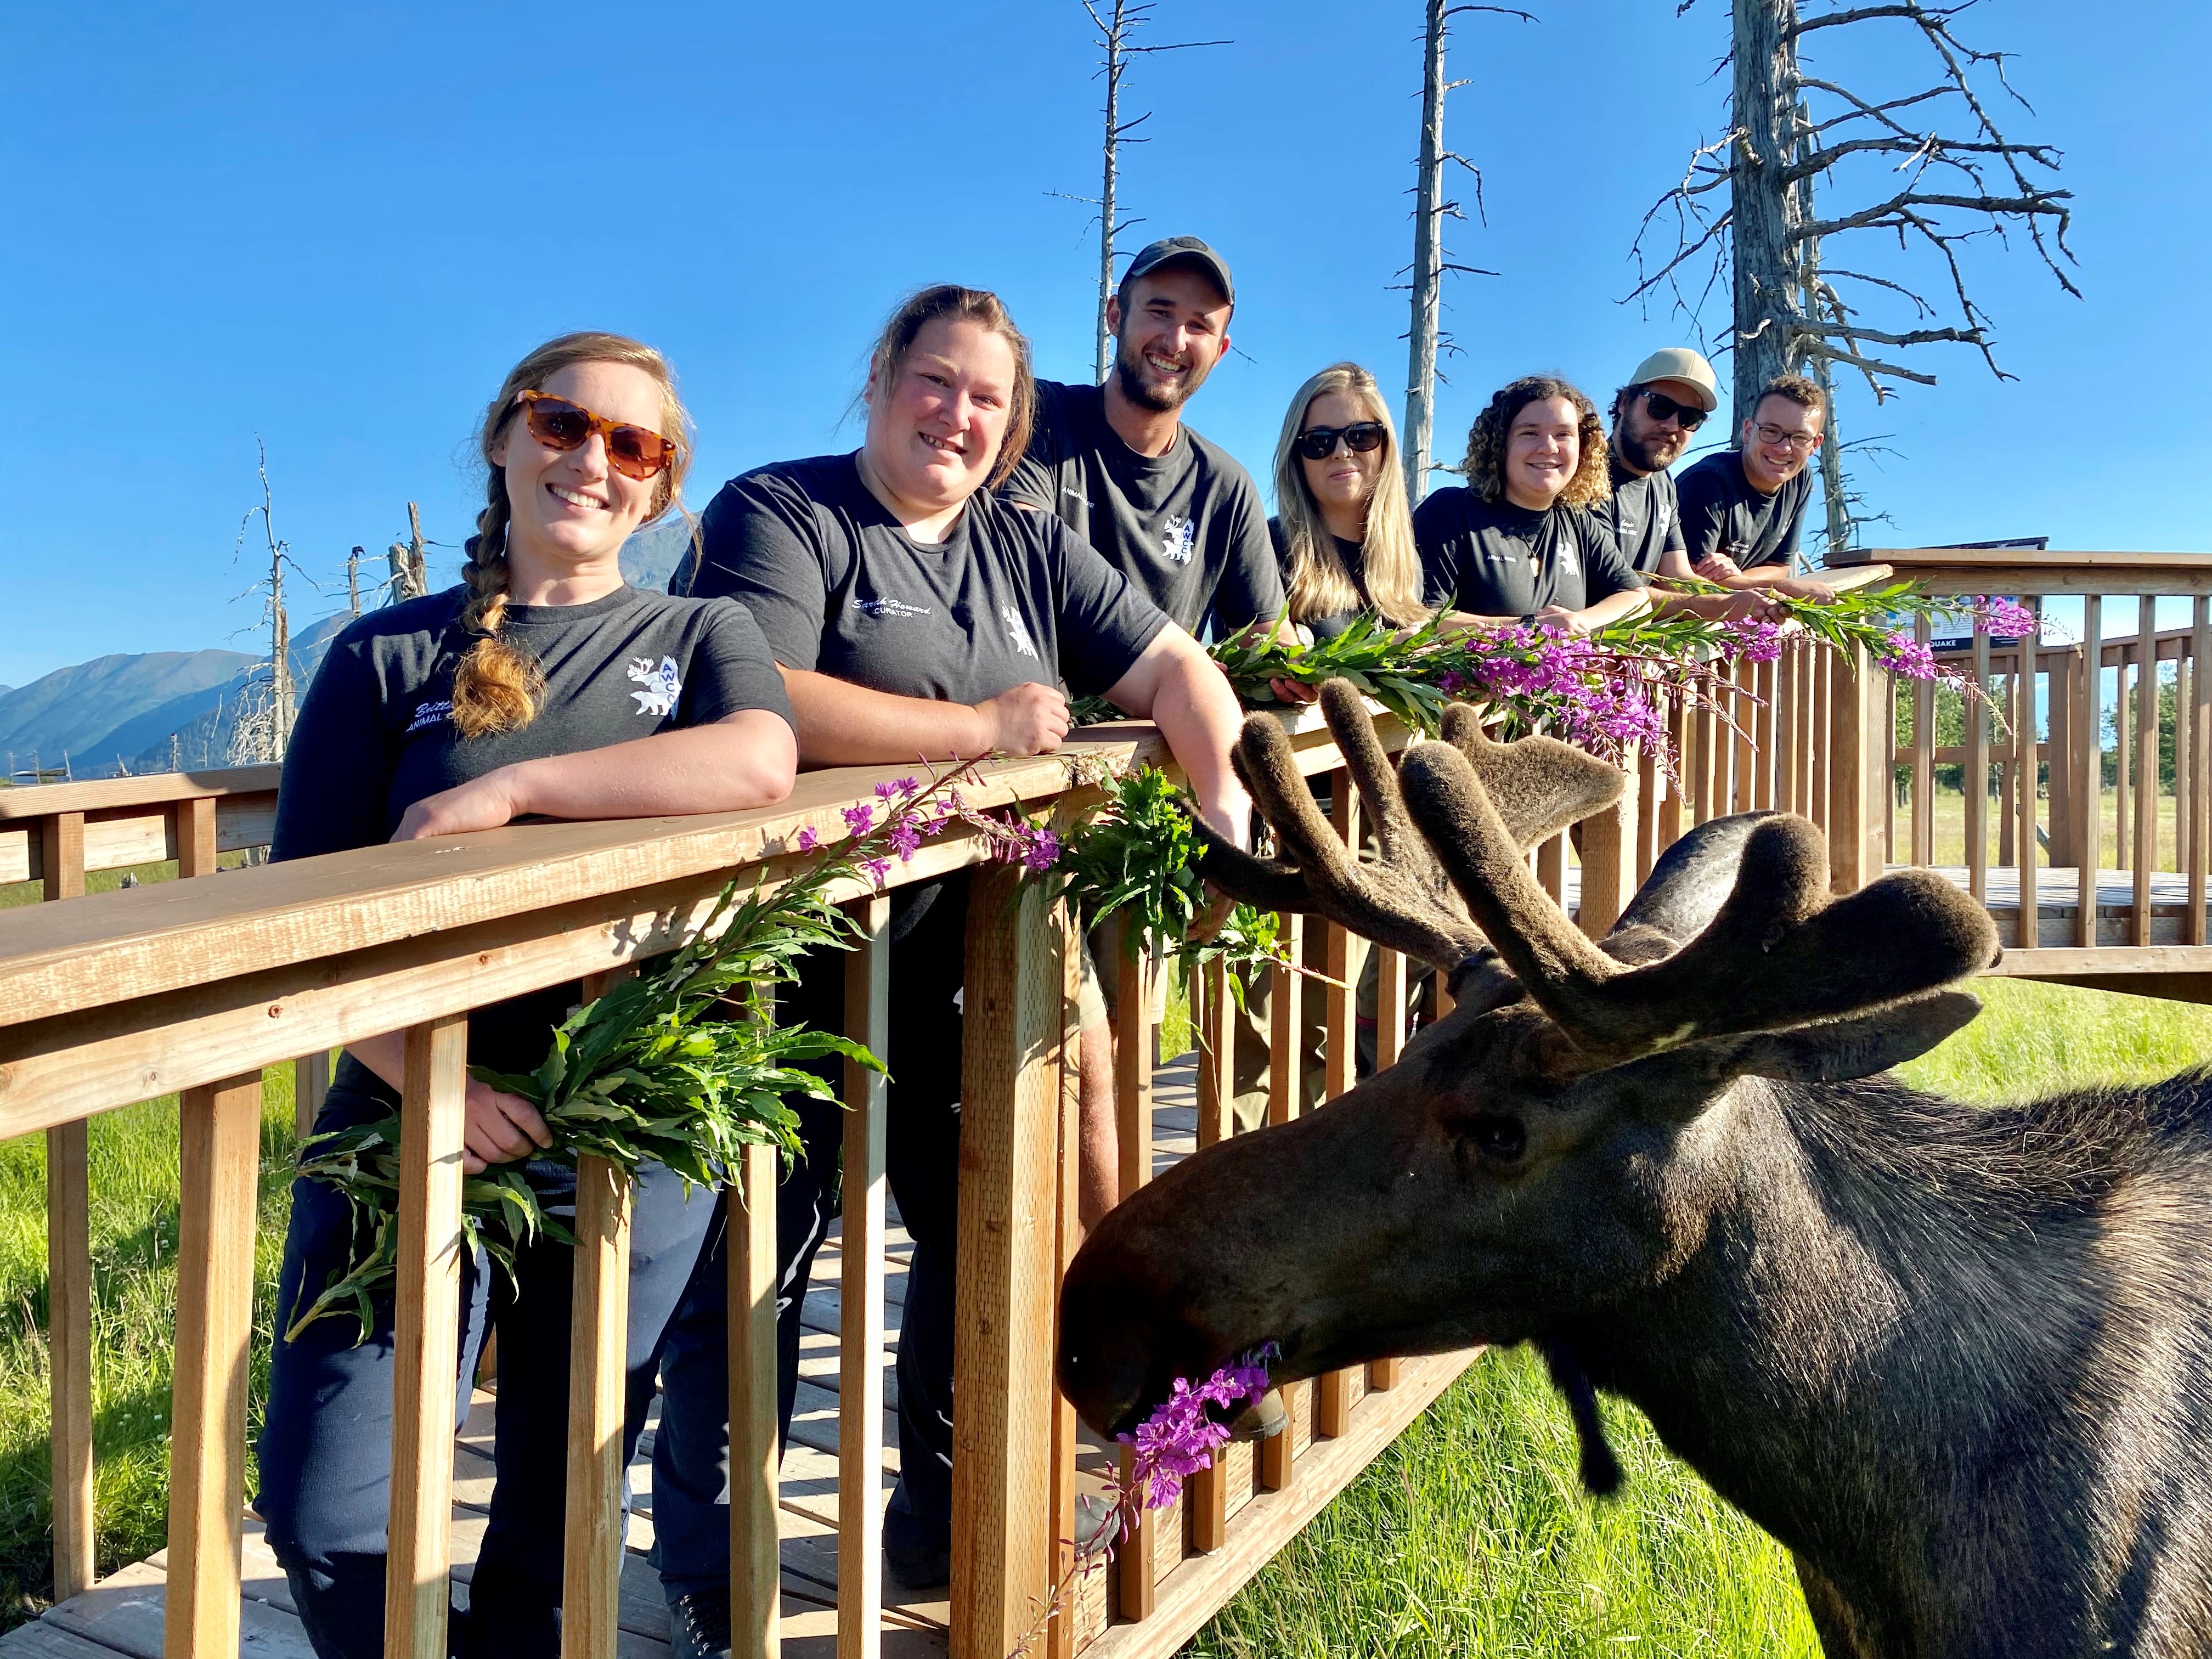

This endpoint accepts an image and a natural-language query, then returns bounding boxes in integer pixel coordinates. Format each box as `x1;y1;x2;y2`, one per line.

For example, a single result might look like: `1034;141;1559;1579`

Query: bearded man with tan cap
1600;347;1719;574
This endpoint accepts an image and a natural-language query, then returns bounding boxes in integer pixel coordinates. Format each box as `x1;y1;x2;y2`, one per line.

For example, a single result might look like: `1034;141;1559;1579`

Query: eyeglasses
1295;422;1387;461
1752;421;1819;454
1639;390;1707;430
514;391;679;481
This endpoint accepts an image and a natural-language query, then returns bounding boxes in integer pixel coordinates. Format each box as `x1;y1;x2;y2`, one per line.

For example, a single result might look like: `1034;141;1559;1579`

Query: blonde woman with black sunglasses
1269;362;1430;640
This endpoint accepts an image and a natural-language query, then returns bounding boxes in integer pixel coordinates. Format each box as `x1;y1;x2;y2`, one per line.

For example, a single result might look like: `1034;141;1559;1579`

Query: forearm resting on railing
1105;630;1252;848
392;712;799;840
783;666;1079;763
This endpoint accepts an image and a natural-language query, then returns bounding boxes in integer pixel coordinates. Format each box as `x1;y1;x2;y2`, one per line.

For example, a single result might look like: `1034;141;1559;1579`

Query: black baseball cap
1119;235;1234;309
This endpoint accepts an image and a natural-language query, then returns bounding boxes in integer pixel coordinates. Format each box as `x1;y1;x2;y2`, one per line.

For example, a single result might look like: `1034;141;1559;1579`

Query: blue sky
4;0;2204;689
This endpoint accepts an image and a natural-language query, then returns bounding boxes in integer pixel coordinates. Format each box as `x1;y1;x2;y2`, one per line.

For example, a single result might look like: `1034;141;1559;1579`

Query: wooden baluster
1753;656;1778;811
1657;700;1686;851
562;1163;630;1659
953;868;1061;1657
1261;915;1305;1496
1810;645;1832;834
840;896;891;1659
40;809;94;1606
1110;927;1159;1621
296;1048;330;1144
1536;831;1566;908
1998;663;2017;870
1188;953;1236;1555
1578;763;1637;939
730;1138;781;1658
1967;628;1990;902
386;1017;469;1659
1776;644;1801;814
2018;627;2041;949
1367;947;1407;1396
48;1114;93;1606
1048;895;1082;1654
2192;597;2211;946
164;1070;262;1659
2178;653;2193;884
1634;741;1660;883
1733;657;1756;816
1828;644;1878;895
1913;614;1936;868
2117;652;2135;873
2047;650;2074;869
2136;597;2159;942
2078;597;2103;947
173;796;218;880
1316;779;1361;1443
1691;697;1716;829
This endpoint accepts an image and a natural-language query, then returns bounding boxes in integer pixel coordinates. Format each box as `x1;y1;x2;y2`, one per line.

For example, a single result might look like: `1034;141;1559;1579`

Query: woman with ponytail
255;333;797;1659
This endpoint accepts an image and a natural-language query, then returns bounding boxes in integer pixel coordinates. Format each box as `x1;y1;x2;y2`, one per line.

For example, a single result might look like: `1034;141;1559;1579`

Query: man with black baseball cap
1004;235;1290;1228
1002;235;1285;639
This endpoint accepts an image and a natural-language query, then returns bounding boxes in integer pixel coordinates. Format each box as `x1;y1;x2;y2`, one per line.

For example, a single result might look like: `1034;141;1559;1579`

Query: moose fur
1057;682;2212;1657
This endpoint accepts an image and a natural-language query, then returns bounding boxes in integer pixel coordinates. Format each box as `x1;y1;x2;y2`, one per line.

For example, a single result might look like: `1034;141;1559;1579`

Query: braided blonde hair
452;332;694;738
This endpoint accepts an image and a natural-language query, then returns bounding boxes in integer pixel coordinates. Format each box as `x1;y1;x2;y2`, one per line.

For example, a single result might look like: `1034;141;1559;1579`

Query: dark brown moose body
1057;681;2212;1658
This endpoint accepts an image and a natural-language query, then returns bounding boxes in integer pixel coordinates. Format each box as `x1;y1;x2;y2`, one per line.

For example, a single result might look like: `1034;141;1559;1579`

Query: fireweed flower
1878;631;1939;680
1974;597;2037;639
842;803;875;836
795;826;819;854
860;856;893;888
887;822;923;861
1111;1346;1277;1516
1724;618;1786;663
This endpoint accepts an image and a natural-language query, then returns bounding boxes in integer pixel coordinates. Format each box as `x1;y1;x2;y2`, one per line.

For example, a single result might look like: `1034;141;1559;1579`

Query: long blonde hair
452;332;694;739
1269;363;1427;628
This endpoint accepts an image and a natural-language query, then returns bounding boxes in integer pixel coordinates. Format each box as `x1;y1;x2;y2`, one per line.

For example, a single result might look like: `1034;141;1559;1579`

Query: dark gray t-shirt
1000;378;1285;637
272;581;792;1071
1600;453;1686;576
680;452;1169;704
1267;517;1373;641
1675;450;1813;573
1414;488;1644;616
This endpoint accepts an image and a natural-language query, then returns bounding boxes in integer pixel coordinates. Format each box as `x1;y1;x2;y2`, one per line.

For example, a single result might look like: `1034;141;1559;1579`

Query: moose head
1058;681;2001;1447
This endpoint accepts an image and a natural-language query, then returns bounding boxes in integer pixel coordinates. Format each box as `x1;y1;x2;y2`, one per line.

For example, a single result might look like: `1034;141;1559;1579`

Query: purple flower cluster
1877;630;1940;680
1447;626;1669;766
1115;1348;1275;1513
1972;596;2038;639
1723;617;1787;663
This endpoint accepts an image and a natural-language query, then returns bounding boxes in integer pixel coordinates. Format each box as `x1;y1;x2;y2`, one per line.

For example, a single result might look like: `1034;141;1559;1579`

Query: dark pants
256;1060;719;1659
652;876;970;1596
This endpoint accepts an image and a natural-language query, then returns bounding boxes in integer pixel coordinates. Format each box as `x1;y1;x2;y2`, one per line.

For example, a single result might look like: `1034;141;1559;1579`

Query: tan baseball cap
1627;347;1719;411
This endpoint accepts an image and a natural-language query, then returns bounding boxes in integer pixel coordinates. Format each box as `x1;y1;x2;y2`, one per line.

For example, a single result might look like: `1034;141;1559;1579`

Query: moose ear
1607;990;1982;1116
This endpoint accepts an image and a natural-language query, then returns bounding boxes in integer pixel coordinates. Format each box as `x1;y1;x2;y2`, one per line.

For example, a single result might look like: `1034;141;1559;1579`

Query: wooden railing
1834;547;2212;995
15;556;2206;1656
5;709;1642;1659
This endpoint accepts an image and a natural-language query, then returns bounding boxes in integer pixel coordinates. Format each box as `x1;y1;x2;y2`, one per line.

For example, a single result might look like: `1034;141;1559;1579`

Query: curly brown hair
1462;375;1610;510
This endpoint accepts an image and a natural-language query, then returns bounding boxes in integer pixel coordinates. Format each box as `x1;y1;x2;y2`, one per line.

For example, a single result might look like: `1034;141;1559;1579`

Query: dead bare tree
1629;0;2077;427
346;545;365;616
229;439;315;765
1053;2;1229;384
385;500;430;603
1399;1;1531;498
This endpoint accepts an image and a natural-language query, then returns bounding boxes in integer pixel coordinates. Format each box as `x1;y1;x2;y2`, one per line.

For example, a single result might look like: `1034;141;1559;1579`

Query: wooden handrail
1838;548;2212;596
0;765;281;821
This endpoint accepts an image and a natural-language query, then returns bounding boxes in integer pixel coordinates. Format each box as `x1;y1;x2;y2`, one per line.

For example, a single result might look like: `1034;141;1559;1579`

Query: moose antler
1193;681;1622;977
1394;741;2002;1071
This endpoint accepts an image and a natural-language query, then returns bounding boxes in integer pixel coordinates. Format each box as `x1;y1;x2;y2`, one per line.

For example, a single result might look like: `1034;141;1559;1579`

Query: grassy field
1898;785;2183;873
2;977;2208;1644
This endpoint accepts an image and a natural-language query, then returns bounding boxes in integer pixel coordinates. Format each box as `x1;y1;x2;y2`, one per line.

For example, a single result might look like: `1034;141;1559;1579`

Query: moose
1058;682;2212;1657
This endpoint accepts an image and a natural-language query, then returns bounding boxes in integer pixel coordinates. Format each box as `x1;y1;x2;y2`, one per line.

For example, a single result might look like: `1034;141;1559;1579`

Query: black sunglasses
1295;421;1387;461
1639;390;1708;430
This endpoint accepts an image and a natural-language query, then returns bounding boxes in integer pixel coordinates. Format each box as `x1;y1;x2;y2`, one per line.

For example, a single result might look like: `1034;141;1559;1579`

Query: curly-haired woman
255;332;797;1659
1414;374;1650;634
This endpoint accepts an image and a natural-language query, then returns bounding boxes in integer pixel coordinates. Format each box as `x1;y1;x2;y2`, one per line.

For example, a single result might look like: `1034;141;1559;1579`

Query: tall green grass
1187;979;2212;1658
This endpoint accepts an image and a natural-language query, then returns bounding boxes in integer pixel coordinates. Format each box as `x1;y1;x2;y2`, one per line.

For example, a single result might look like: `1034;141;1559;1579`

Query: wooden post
164;1070;262;1659
1114;944;1153;1211
2117;654;2135;873
1657;700;1685;851
1914;613;1936;868
952;868;1062;1658
1810;645;1832;834
386;1017;469;1659
1754;657;1778;811
1316;778;1361;1443
1367;946;1406;1402
2079;597;2103;947
296;1048;331;1143
1776;644;1801;814
2017;634;2041;949
1733;657;1757;816
174;797;218;881
730;1142;781;1658
48;1115;94;1604
1577;766;1637;939
2178;654;2194;886
1262;914;1306;1494
1691;699;1716;828
1634;742;1660;883
2135;597;2159;943
839;895;891;1659
1827;644;1880;894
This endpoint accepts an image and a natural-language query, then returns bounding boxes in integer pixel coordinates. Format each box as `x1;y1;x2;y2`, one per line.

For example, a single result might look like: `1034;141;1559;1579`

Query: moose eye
1455;1113;1527;1165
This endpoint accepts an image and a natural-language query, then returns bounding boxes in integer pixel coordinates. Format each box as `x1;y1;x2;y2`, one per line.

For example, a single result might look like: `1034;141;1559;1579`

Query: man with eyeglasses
1601;347;1717;575
1673;373;1837;602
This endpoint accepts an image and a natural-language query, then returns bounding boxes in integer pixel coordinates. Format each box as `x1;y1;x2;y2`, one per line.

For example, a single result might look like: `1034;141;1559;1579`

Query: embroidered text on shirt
849;596;935;620
407;699;454;735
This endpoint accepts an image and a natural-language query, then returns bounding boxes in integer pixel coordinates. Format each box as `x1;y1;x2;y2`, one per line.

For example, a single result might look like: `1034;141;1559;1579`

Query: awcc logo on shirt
627;656;682;717
1002;605;1040;661
1159;515;1196;566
